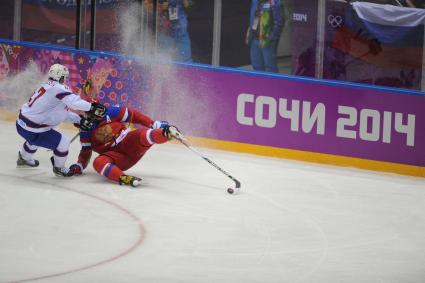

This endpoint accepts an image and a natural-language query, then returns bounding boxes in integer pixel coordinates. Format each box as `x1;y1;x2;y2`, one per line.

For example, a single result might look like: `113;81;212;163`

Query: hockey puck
227;188;234;194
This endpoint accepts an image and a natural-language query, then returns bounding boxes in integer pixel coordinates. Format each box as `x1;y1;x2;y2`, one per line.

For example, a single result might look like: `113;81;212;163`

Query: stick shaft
70;132;80;143
179;139;241;188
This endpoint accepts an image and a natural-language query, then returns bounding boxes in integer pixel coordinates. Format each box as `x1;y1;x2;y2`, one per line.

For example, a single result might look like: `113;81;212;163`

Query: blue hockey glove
80;117;94;131
88;102;106;120
152;120;169;129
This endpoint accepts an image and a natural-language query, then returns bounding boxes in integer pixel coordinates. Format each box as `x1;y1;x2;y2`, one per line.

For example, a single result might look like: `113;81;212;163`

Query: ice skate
50;157;74;177
17;151;39;168
119;175;142;187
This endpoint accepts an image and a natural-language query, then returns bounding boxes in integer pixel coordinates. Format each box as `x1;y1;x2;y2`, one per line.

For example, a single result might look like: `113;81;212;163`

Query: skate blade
17;164;39;169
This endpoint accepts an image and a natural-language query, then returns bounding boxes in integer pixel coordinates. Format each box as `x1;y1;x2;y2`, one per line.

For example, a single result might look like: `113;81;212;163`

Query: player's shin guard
52;134;70;168
93;155;123;182
50;135;72;177
93;156;141;187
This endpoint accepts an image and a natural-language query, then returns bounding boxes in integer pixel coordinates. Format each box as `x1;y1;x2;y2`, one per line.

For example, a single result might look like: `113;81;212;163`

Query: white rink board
0;121;425;283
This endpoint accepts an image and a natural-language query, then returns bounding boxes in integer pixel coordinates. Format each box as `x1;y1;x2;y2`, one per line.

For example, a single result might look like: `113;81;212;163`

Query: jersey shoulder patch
106;106;125;120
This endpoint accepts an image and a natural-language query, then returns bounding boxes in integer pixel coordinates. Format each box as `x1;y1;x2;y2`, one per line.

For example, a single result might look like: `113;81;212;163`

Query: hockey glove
163;125;185;141
69;163;83;176
88;102;106;120
80;117;94;131
152;120;169;129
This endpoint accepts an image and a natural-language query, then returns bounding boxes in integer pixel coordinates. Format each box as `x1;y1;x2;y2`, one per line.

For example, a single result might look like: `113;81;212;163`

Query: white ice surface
0;121;425;283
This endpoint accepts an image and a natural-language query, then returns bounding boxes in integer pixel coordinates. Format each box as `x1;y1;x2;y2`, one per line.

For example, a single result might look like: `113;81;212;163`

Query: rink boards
0;39;424;177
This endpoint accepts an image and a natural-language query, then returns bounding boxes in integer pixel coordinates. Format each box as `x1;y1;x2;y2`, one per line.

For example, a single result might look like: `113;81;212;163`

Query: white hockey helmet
48;64;69;82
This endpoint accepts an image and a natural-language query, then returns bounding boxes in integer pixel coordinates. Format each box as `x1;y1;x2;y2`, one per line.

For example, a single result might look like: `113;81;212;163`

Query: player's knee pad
93;155;114;174
93;155;123;181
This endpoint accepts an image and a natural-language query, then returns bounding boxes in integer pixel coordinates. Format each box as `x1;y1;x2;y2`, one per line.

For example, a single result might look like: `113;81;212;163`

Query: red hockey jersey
77;105;154;168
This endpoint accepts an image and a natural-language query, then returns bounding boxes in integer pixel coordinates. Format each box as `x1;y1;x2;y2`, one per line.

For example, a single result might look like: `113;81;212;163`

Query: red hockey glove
69;163;83;176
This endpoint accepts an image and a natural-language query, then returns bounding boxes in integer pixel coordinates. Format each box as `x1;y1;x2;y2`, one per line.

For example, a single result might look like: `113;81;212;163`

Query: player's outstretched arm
126;107;154;128
69;145;92;176
163;125;185;141
150;121;185;141
60;92;93;112
69;124;94;176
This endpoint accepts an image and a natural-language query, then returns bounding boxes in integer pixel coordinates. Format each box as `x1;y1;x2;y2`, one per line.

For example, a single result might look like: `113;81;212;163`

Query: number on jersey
28;87;46;107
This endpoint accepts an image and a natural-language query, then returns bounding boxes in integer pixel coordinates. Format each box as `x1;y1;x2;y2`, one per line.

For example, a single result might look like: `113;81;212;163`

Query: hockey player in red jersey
69;104;183;187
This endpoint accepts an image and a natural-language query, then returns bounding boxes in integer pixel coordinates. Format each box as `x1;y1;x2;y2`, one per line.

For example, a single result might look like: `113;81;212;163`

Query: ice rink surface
1;120;425;283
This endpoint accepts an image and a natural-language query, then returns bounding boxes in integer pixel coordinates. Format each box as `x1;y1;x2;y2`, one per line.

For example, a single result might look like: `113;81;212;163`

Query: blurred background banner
22;0;78;33
21;0;119;32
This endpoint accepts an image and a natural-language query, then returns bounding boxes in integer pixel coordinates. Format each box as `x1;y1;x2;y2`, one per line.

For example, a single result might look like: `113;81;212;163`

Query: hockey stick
70;131;80;143
176;137;241;194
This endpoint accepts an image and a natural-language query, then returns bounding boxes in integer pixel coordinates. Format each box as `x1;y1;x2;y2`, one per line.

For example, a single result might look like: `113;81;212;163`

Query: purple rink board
170;66;424;167
0;39;423;168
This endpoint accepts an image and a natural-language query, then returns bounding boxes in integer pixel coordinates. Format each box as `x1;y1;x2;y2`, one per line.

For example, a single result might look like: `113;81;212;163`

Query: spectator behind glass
245;0;284;73
405;0;425;8
399;0;416;7
144;0;193;63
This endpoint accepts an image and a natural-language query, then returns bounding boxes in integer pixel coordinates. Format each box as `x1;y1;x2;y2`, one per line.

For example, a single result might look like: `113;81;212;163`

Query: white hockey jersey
17;80;92;133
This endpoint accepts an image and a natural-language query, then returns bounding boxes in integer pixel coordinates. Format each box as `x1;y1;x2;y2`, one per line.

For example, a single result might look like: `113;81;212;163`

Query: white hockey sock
20;142;38;161
53;134;70;168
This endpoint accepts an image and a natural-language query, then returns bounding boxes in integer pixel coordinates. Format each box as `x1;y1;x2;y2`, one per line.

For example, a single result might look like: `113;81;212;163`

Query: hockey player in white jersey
16;63;106;177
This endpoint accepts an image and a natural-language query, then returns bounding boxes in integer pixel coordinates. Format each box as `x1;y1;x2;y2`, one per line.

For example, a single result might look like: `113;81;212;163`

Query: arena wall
1;39;424;177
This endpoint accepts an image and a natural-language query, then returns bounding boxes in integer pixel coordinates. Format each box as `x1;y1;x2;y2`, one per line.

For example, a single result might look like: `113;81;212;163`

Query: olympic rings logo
328;14;343;28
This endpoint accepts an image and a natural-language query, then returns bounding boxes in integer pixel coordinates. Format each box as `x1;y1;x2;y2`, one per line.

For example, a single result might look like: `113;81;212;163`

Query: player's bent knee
93;155;114;174
93;155;123;182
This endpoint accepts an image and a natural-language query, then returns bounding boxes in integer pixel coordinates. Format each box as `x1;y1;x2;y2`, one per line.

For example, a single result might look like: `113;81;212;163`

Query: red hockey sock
93;155;123;183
